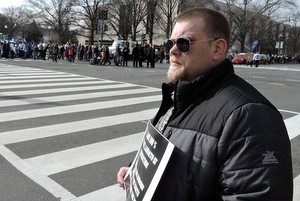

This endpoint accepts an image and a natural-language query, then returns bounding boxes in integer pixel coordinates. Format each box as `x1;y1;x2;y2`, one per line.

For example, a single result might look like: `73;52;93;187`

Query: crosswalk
0;63;299;201
0;64;161;201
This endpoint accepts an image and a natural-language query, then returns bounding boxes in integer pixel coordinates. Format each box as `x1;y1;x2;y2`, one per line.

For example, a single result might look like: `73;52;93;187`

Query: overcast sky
0;0;26;9
0;0;299;11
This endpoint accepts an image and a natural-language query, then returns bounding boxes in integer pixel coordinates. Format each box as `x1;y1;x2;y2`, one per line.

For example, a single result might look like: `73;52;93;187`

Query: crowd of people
1;40;299;69
0;41;99;62
0;41;79;62
0;40;168;68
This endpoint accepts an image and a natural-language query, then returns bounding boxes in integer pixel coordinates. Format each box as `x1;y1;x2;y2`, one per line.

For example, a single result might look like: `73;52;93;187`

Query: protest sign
124;120;175;201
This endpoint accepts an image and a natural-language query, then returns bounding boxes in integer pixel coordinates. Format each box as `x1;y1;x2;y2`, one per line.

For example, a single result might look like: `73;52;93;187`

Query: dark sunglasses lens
165;39;174;52
177;38;190;53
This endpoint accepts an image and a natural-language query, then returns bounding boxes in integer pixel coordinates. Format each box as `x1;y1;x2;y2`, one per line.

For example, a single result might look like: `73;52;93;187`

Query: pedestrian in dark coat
138;45;145;67
122;43;130;66
147;44;156;68
117;7;293;201
132;44;140;67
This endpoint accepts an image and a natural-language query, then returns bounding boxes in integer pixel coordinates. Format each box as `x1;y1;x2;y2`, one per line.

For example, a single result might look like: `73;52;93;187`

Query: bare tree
156;0;216;40
156;0;178;39
1;6;34;39
26;0;77;43
212;0;296;52
107;0;147;41
131;0;148;41
285;12;300;56
248;9;274;52
145;0;160;44
251;0;297;53
177;0;214;13
74;0;104;45
0;13;9;36
106;0;131;39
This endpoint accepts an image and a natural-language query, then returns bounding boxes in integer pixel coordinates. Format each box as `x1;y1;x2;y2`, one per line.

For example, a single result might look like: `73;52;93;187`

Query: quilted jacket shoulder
152;59;293;201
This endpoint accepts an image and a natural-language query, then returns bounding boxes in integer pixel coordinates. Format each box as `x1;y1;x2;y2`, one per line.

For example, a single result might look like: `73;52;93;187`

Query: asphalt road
0;58;299;201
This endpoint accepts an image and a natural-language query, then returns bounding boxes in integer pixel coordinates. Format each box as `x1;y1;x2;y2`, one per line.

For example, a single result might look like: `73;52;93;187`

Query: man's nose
169;43;181;55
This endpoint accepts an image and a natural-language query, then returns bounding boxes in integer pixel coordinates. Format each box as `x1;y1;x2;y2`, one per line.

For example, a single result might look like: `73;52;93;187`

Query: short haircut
176;7;230;48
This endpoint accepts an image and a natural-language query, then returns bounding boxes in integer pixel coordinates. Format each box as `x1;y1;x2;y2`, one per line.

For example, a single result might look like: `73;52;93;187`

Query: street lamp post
100;0;105;47
99;0;108;47
4;25;8;35
48;26;51;43
276;34;283;55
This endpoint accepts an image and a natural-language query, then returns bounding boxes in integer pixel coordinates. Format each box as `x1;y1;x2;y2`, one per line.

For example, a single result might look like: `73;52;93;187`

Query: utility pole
100;0;105;47
100;0;104;47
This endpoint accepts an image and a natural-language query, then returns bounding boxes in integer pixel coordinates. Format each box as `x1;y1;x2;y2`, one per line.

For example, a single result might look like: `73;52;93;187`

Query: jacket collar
163;58;234;111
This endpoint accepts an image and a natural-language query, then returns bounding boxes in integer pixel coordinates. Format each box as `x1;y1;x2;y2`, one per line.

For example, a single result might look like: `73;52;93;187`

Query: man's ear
212;38;228;61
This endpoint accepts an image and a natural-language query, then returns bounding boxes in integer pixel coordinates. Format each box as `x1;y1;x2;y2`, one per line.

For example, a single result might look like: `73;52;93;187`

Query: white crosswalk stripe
0;145;78;201
0;95;161;122
0;107;157;145
0;63;298;201
0;82;139;96
24;132;144;176
0;88;160;107
0;76;99;84
284;114;300;140
0;72;71;76
0;80;113;89
0;74;84;79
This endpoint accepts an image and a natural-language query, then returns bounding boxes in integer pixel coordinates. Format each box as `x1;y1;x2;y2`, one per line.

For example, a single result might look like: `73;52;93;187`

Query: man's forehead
171;20;205;38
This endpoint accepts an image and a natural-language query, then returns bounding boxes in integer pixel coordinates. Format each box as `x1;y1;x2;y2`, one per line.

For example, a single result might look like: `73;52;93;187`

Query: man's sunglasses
164;37;218;53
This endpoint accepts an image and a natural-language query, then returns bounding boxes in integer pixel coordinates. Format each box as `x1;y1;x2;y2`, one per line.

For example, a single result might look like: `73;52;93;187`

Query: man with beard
117;7;292;201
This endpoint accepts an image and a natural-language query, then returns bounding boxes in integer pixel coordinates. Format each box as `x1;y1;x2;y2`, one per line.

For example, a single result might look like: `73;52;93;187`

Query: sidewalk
2;57;300;71
234;63;300;71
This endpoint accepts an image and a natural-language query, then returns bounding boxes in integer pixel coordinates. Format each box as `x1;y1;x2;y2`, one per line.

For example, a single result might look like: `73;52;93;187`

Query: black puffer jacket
152;59;293;201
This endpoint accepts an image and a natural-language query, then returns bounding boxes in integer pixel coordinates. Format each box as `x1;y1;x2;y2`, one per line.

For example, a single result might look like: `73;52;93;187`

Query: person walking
253;52;260;67
0;42;3;59
132;44;139;67
103;46;111;65
115;44;122;66
117;7;293;201
122;43;130;66
147;44;156;68
159;47;165;63
52;43;59;62
138;45;145;67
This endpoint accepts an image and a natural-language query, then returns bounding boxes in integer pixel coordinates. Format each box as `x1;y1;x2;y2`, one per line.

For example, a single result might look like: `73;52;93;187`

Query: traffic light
99;10;108;20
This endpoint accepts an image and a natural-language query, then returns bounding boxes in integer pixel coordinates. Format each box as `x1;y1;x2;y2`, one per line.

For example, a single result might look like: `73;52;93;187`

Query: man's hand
117;167;130;189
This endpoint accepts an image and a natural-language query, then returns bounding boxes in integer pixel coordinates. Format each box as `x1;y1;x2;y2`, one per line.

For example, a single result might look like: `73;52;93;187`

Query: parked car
231;53;246;64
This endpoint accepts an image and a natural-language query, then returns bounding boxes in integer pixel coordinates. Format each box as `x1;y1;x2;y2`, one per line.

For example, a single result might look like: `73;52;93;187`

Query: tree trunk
166;15;172;39
147;1;156;44
132;26;137;41
240;36;246;52
90;28;95;45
